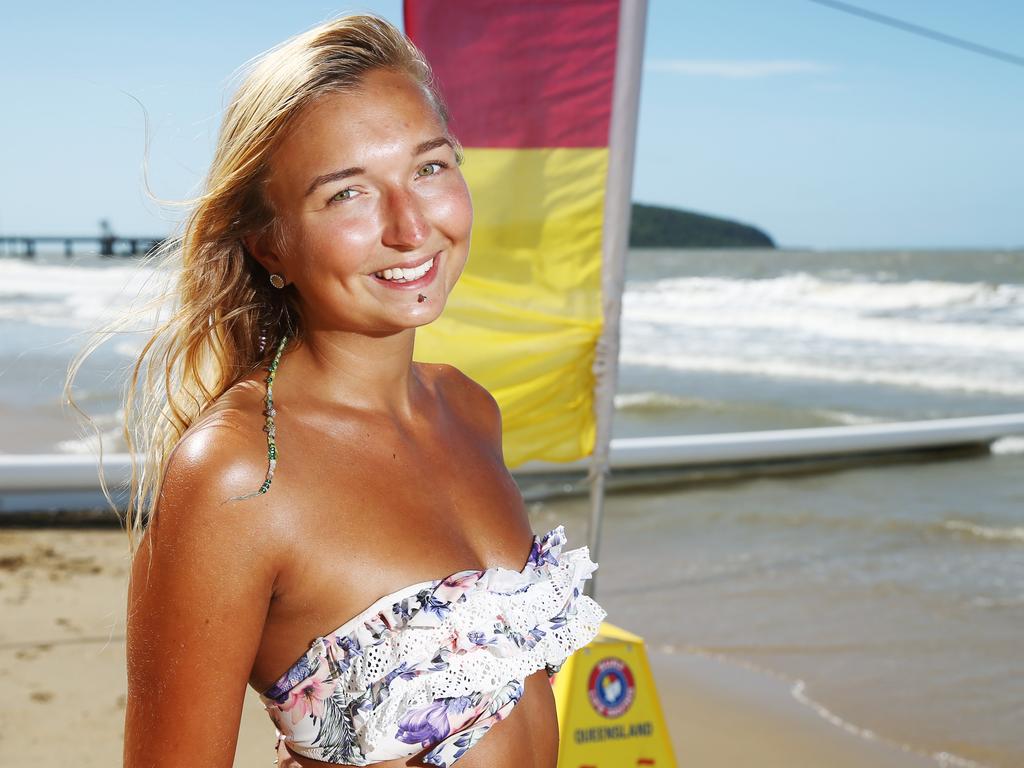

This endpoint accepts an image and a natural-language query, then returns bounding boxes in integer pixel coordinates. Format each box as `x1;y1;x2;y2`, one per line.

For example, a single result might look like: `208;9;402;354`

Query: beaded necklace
230;333;288;501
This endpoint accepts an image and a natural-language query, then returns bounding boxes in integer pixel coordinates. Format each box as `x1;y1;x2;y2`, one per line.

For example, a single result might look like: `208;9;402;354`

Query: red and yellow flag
407;1;621;467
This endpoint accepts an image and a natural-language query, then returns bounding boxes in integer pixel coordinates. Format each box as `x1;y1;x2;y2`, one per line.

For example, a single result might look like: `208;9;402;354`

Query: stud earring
269;273;286;289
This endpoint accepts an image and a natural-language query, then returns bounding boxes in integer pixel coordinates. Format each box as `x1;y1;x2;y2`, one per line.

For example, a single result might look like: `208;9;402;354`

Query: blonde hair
64;14;462;552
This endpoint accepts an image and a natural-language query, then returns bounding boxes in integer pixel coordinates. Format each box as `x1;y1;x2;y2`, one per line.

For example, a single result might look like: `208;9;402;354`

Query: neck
273;326;425;422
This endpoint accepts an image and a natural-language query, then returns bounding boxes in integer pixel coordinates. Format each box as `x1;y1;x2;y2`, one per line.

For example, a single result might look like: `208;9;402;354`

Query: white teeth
376;256;434;282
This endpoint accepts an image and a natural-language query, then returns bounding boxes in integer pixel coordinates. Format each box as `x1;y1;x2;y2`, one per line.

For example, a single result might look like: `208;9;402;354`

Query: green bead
246;331;292;499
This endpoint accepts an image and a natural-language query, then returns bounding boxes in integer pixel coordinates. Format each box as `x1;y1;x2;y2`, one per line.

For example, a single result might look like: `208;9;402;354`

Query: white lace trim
262;539;606;760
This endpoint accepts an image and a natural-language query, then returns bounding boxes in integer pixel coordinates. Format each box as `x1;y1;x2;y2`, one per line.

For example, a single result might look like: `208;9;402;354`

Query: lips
371;251;441;290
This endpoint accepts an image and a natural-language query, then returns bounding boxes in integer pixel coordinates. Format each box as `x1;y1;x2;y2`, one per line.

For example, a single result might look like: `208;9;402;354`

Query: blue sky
1;0;1021;249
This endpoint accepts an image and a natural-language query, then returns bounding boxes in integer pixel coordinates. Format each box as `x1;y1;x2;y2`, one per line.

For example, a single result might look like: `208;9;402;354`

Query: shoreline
0;527;1005;768
647;647;985;768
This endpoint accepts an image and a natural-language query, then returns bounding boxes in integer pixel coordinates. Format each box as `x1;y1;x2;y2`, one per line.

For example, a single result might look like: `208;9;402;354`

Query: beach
2;246;1023;766
0;525;944;768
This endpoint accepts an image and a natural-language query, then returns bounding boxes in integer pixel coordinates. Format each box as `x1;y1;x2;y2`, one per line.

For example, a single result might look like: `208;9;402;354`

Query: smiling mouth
371;251;440;289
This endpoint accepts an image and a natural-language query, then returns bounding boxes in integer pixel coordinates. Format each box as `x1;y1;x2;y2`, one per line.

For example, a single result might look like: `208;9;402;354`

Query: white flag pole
586;0;648;600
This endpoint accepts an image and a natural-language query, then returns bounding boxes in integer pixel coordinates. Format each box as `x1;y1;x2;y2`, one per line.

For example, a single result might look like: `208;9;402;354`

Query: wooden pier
0;235;164;258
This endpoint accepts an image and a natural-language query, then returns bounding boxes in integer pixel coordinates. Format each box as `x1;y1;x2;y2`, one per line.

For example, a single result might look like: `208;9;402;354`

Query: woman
84;14;606;768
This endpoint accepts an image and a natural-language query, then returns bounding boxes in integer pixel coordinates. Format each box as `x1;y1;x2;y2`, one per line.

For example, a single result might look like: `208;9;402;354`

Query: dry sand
0;527;938;767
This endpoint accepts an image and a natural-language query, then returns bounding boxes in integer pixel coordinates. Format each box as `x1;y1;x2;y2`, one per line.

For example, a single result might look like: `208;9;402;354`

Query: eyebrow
304;136;455;197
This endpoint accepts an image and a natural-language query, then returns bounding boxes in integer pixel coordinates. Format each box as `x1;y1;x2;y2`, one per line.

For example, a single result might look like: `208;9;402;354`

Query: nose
380;186;429;251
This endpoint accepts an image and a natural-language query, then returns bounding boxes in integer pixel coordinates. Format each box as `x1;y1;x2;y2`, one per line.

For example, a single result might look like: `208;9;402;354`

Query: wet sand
649;650;938;767
0;527;941;767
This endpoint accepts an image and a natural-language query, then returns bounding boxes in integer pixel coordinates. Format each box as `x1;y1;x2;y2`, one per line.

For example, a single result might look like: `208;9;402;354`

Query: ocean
2;246;1023;767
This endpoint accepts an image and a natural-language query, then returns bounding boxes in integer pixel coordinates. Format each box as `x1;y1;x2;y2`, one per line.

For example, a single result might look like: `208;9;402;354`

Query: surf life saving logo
587;657;636;718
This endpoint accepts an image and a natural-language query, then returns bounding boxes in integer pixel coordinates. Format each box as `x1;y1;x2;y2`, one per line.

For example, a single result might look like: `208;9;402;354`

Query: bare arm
123;425;285;768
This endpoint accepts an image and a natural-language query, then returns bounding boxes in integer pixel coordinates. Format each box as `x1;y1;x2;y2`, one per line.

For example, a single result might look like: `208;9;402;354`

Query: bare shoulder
165;379;267;488
143;377;291;574
428;363;503;449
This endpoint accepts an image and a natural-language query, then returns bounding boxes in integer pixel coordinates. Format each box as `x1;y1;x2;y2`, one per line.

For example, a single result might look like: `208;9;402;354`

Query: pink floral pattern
260;525;606;766
280;662;336;725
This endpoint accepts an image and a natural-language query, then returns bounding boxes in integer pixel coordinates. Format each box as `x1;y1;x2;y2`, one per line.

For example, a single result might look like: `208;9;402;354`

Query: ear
243;233;287;281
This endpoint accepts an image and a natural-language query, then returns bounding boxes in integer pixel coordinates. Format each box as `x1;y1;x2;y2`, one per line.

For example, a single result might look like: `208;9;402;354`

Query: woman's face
260;67;472;334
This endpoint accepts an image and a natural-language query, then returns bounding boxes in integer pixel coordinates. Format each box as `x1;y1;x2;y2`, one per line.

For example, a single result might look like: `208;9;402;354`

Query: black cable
807;0;1024;68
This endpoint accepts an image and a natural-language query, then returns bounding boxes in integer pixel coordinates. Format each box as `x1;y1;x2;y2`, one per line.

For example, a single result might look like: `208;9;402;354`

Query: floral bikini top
260;524;606;767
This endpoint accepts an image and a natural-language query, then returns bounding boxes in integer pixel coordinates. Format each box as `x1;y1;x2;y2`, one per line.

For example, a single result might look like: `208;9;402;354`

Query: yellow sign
552;622;677;767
